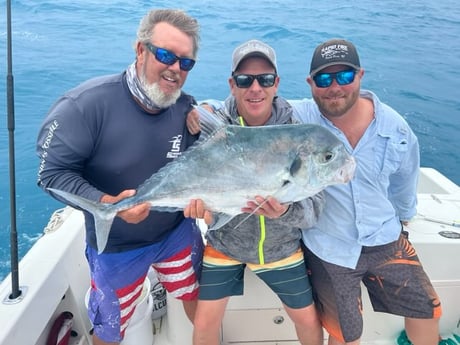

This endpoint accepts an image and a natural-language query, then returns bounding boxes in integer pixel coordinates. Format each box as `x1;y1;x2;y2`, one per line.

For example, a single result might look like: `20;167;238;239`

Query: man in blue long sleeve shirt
37;9;203;345
290;38;441;345
290;92;419;269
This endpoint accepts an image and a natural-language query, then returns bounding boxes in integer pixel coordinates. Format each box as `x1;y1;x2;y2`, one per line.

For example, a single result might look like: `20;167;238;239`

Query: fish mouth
336;157;356;183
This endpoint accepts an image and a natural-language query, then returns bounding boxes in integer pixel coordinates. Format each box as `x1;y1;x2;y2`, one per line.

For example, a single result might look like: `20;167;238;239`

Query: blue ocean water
0;0;459;280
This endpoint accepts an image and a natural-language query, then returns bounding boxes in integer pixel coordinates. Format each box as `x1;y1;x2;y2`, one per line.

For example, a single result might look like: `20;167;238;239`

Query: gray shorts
303;232;442;342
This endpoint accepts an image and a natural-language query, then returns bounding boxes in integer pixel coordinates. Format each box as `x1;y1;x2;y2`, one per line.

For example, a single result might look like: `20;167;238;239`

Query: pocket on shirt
374;137;408;178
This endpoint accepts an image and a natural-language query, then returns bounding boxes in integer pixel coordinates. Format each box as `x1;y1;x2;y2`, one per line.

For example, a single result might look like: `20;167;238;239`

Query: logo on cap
321;44;351;61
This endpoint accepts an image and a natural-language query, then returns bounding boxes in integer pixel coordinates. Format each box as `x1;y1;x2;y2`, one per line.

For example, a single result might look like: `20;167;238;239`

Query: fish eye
317;151;334;164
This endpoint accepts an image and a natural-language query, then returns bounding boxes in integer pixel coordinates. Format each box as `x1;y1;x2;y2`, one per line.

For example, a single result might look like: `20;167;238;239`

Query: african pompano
49;106;356;253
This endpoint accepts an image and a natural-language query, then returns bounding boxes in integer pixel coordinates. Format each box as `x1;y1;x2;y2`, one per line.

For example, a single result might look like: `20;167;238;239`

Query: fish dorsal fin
136;105;229;196
193;105;228;142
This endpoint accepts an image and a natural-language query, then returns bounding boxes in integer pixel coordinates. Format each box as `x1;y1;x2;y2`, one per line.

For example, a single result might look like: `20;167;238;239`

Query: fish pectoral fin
232;200;270;229
208;212;236;231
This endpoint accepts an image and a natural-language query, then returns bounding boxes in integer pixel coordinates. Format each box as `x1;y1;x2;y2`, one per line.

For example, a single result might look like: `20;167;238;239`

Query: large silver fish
49;106;356;253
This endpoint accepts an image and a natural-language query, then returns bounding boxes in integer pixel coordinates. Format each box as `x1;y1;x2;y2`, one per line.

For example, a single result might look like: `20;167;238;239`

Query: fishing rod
5;0;21;301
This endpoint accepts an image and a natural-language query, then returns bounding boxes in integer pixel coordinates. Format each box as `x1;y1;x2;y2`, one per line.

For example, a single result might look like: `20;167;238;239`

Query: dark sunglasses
312;69;357;88
232;73;277;88
145;42;196;71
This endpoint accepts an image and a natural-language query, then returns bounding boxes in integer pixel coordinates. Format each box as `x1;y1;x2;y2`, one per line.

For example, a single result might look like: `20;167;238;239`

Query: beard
140;74;181;109
313;88;360;119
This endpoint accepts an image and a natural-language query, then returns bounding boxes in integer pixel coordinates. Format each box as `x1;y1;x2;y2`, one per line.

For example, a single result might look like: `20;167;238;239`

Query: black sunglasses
232;73;277;88
312;69;357;88
145;42;196;71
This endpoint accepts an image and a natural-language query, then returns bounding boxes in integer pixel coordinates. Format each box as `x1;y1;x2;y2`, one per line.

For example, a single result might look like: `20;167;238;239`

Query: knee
193;313;221;332
288;305;321;328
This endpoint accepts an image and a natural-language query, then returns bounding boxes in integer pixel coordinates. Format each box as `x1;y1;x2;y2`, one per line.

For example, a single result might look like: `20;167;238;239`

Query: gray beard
140;75;181;109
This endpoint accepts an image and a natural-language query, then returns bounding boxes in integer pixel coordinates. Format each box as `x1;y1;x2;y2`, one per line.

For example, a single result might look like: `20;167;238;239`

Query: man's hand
186;108;201;135
101;189;150;224
186;104;214;135
184;199;213;225
242;196;289;218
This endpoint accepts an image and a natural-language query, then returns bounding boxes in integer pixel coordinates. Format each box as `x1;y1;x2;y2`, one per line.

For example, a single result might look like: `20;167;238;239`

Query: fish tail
47;188;117;253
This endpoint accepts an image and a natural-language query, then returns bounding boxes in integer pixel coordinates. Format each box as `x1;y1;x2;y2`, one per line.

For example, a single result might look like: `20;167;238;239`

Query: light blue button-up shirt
289;90;419;269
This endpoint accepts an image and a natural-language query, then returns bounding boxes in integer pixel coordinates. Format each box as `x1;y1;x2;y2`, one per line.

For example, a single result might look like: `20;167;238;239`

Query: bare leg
183;299;198;322
193;298;229;345
284;303;324;345
405;317;439;345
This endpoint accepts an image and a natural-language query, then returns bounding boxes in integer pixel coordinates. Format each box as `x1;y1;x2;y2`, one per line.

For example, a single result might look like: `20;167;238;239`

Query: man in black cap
289;38;441;345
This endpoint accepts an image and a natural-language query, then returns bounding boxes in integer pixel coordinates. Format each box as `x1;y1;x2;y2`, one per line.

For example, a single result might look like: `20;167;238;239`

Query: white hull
1;167;460;345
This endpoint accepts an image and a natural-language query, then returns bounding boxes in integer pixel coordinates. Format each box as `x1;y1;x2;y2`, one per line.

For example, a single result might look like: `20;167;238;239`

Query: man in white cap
186;39;324;345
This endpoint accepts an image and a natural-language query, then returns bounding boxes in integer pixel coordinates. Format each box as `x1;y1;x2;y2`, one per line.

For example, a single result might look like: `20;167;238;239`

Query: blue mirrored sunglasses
232;73;277;88
145;43;196;71
313;69;357;88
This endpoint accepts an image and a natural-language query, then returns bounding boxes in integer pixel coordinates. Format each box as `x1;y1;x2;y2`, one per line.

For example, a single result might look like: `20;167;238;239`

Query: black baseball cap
310;38;360;76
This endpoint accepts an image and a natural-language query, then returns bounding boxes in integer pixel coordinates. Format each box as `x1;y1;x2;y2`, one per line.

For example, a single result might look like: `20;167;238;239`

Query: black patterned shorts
303;233;442;342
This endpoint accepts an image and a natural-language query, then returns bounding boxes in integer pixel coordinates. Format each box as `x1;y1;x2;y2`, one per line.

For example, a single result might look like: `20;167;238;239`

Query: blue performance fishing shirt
289;90;419;269
36;72;198;252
